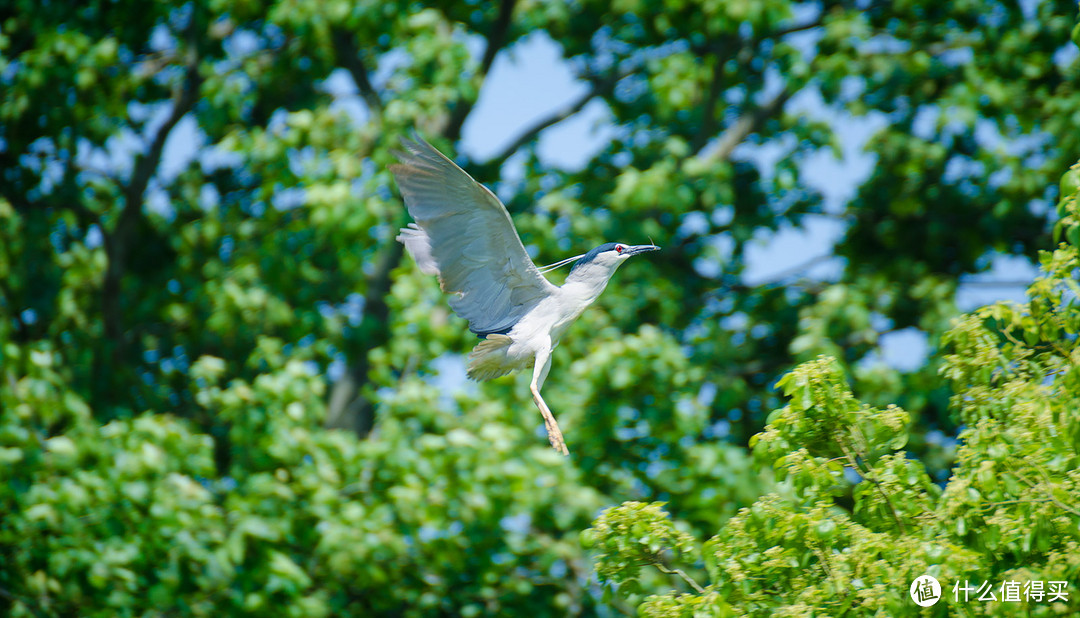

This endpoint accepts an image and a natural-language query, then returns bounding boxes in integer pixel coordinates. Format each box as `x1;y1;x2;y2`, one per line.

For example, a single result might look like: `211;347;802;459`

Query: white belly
504;292;592;357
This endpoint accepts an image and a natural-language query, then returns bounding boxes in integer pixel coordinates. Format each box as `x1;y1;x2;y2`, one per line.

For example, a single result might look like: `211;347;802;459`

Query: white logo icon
911;575;942;607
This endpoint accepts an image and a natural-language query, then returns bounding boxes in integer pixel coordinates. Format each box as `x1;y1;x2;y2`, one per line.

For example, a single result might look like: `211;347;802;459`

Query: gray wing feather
390;135;556;334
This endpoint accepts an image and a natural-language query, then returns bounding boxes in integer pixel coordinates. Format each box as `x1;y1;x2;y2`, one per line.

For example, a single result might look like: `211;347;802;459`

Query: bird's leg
531;345;568;456
532;388;568;456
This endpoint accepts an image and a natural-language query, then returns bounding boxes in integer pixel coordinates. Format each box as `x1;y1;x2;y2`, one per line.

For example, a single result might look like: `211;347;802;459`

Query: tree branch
479;0;516;76
957;279;1031;288
694;87;792;164
330;27;384;117
102;46;202;347
768;16;826;39
484;85;597;166
691;46;730;153
325;238;405;436
444;0;518;141
691;13;825;58
483;68;633;166
745;253;838;287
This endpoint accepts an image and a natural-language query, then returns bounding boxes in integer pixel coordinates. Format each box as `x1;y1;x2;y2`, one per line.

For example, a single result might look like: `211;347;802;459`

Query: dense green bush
584;160;1080;615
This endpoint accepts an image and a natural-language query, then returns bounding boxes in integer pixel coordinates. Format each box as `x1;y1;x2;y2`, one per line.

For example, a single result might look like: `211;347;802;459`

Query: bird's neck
560;264;617;306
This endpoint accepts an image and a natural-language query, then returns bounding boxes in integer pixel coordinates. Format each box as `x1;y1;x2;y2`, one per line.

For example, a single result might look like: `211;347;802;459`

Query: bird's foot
545;420;570;456
532;390;570;456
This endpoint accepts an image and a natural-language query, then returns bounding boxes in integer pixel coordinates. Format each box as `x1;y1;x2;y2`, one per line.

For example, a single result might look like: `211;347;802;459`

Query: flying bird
390;135;659;455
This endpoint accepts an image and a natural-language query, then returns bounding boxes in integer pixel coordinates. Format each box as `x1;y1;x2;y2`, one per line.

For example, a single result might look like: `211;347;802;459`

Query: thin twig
654;563;707;594
809;541;846;594
840;442;907;534
978;498;1057;511
1004;459;1080;518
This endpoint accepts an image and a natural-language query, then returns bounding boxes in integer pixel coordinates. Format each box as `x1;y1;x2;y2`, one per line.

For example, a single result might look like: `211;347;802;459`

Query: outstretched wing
390;135;556;335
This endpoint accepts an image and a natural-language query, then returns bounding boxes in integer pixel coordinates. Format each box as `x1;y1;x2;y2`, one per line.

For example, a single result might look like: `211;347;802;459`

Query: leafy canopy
585;157;1080;615
1;0;1079;615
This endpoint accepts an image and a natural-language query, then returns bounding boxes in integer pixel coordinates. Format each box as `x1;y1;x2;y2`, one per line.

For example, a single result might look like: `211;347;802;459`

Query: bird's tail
467;334;515;381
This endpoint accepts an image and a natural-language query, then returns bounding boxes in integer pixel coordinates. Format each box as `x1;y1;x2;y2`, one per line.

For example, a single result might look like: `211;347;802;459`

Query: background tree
586;155;1080;615
1;0;1078;615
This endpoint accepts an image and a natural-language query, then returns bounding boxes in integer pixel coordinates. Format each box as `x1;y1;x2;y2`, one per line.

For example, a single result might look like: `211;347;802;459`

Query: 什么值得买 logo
910;575;941;607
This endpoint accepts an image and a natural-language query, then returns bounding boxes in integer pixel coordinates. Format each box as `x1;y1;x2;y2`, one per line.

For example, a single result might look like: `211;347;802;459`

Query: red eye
616;245;624;254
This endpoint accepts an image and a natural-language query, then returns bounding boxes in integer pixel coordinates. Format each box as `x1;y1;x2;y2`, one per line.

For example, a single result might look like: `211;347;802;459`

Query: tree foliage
1;0;1079;615
585;158;1080;615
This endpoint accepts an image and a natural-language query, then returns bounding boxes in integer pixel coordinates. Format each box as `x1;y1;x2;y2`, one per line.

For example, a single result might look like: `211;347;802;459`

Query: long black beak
626;244;660;256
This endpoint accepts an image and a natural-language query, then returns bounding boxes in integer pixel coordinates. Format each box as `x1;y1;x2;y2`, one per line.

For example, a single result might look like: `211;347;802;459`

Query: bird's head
567;242;660;279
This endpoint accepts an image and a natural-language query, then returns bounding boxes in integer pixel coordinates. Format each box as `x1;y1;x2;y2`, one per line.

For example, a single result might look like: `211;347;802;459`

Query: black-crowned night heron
390;135;659;455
